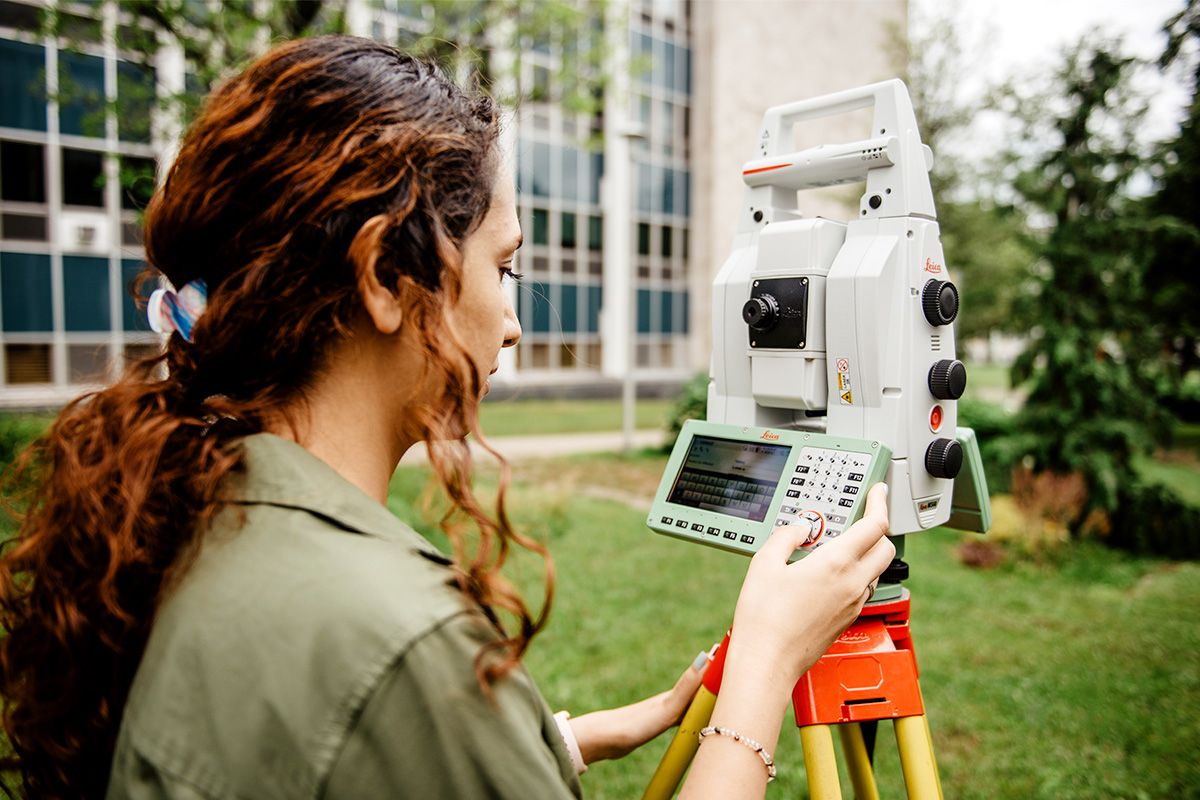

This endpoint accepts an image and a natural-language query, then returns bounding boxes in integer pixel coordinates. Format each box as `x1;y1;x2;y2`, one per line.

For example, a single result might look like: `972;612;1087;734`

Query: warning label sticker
836;357;854;405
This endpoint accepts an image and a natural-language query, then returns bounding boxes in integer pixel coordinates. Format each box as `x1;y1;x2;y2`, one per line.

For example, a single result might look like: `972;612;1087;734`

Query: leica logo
761;431;780;441
837;631;871;644
924;258;943;274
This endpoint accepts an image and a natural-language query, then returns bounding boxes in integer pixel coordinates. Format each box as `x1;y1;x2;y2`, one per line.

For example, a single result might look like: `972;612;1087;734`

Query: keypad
771;446;872;550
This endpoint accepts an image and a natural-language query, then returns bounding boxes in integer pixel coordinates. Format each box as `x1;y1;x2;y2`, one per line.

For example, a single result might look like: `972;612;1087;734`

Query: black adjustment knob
882;558;909;584
928;359;968;400
922;279;959;326
925;438;963;479
742;295;780;331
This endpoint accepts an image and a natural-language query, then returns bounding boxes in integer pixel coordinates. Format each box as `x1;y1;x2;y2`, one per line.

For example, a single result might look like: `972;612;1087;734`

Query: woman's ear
357;253;405;336
355;221;408;338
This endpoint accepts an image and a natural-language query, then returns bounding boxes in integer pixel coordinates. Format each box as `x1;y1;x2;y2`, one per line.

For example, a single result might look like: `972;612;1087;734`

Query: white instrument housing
708;79;960;534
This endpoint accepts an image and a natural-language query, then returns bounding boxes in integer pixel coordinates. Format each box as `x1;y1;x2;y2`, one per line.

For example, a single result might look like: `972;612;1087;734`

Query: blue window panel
560;283;578;333
121;259;151;332
531;208;549;245
660;288;674;333
59;49;106;138
663;168;675;216
520;281;551;334
683;47;692;95
531;142;551;198
589;152;603;205
664;41;676;90
1;252;53;332
681;170;691;217
586;286;602;333
117;60;155;143
636;161;652;213
681;291;690;334
561;146;579;201
63;256;110;331
637;288;652;334
0;40;47;131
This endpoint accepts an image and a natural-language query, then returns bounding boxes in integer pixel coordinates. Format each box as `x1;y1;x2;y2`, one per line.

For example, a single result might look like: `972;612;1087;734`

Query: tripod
642;587;943;799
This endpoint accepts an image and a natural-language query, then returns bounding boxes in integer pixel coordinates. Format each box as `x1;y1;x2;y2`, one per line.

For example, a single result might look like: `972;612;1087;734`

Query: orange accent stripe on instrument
742;162;793;175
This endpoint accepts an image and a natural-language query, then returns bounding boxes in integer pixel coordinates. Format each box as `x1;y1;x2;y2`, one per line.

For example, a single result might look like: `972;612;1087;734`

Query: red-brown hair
0;36;552;798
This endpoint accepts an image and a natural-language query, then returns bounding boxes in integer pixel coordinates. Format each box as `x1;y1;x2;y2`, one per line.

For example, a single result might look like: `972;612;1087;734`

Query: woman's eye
500;265;524;283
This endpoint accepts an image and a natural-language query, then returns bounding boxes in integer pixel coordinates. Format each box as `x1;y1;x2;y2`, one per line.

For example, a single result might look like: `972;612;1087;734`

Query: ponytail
0;355;246;798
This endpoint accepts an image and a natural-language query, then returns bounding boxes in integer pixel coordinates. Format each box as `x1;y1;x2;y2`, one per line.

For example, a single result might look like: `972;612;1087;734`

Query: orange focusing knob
929;404;943;432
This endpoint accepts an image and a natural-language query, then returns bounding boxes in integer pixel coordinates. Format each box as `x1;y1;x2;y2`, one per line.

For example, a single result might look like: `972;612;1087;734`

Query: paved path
399;428;668;465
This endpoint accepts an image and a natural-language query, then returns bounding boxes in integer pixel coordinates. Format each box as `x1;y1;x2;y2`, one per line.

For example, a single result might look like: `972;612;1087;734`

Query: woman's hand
678;483;894;800
726;482;895;699
568;648;713;763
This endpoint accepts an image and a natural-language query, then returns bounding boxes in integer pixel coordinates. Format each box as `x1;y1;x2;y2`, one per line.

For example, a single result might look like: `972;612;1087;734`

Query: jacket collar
228;433;445;561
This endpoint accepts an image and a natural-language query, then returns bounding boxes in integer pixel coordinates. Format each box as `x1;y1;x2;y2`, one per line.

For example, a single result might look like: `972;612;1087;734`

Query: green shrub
1106;481;1200;559
958;397;1020;494
664;372;708;450
0;414;50;470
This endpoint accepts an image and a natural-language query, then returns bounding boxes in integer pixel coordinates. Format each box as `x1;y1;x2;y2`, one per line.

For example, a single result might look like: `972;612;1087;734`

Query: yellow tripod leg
922;714;945;800
895;715;941;800
837;724;880;800
641;685;718;800
800;724;843;800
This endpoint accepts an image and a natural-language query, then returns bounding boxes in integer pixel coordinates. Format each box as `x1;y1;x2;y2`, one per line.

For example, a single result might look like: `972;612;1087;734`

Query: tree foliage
900;6;1032;343
1001;40;1176;521
1144;0;1200;411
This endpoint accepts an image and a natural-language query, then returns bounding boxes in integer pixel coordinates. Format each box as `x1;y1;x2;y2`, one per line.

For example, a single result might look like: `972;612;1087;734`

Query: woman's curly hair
0;36;552;799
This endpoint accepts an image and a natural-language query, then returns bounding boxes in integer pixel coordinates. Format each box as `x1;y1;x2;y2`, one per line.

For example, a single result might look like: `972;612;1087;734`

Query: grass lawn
391;451;1200;800
478;398;674;437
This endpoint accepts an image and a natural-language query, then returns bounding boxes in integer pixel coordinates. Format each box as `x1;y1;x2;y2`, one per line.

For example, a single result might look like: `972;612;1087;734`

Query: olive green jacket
107;434;582;799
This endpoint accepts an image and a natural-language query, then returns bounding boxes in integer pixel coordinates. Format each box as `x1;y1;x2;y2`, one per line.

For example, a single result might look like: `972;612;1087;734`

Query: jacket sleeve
321;611;583;800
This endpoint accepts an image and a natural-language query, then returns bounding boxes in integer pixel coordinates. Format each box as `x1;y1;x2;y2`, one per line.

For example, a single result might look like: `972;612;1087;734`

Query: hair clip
147;279;208;343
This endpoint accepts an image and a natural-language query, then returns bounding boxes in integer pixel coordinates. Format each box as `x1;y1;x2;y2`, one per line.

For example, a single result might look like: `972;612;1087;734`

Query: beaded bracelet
698;725;777;782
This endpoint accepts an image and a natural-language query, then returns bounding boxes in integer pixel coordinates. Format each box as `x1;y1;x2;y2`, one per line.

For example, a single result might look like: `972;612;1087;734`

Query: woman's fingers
754;519;815;563
838;483;890;558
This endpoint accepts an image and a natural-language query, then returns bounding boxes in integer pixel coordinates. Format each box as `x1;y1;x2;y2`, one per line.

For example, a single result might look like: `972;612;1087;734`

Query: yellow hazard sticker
836;356;854;405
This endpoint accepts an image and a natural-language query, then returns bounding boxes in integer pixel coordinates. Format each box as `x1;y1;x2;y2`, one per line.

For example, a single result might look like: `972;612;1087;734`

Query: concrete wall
689;0;908;371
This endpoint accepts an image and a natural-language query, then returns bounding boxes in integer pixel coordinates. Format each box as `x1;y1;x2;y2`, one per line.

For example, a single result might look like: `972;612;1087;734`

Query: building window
63;255;111;331
0;251;53;332
637;222;651;256
5;343;51;384
0;140;46;202
117;60;155;143
122;259;152;332
560;212;576;248
531;208;549;246
0;39;46;131
560;283;578;332
586;285;601;333
637;288;651;334
119;155;156;210
587;215;602;251
661;225;673;257
58;49;106;138
68;343;109;383
62;147;104;207
1;213;47;241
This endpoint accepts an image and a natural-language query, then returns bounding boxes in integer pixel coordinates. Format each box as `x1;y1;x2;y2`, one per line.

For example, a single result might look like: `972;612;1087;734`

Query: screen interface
667;435;792;521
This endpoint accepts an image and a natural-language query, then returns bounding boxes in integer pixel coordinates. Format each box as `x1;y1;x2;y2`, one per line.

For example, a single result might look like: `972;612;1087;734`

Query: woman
0;36;894;799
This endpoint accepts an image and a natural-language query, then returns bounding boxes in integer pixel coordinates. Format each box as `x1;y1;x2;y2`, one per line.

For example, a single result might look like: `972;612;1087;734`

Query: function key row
659;516;754;546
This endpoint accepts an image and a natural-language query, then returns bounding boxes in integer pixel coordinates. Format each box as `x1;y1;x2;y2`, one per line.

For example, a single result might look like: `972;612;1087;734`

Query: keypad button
796;466;810;474
791;477;804;486
661;516;674;525
691;523;705;532
849;472;864;482
782;505;798;514
707;526;720;535
839;498;854;507
723;531;737;540
786;489;800;498
676;520;689;529
844;485;859;495
740;535;755;544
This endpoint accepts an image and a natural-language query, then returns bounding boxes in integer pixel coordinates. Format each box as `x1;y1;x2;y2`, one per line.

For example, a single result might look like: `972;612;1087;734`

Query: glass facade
0;1;159;390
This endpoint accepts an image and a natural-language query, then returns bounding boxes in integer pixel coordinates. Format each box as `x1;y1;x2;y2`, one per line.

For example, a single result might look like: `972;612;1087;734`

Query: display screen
667;435;792;521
